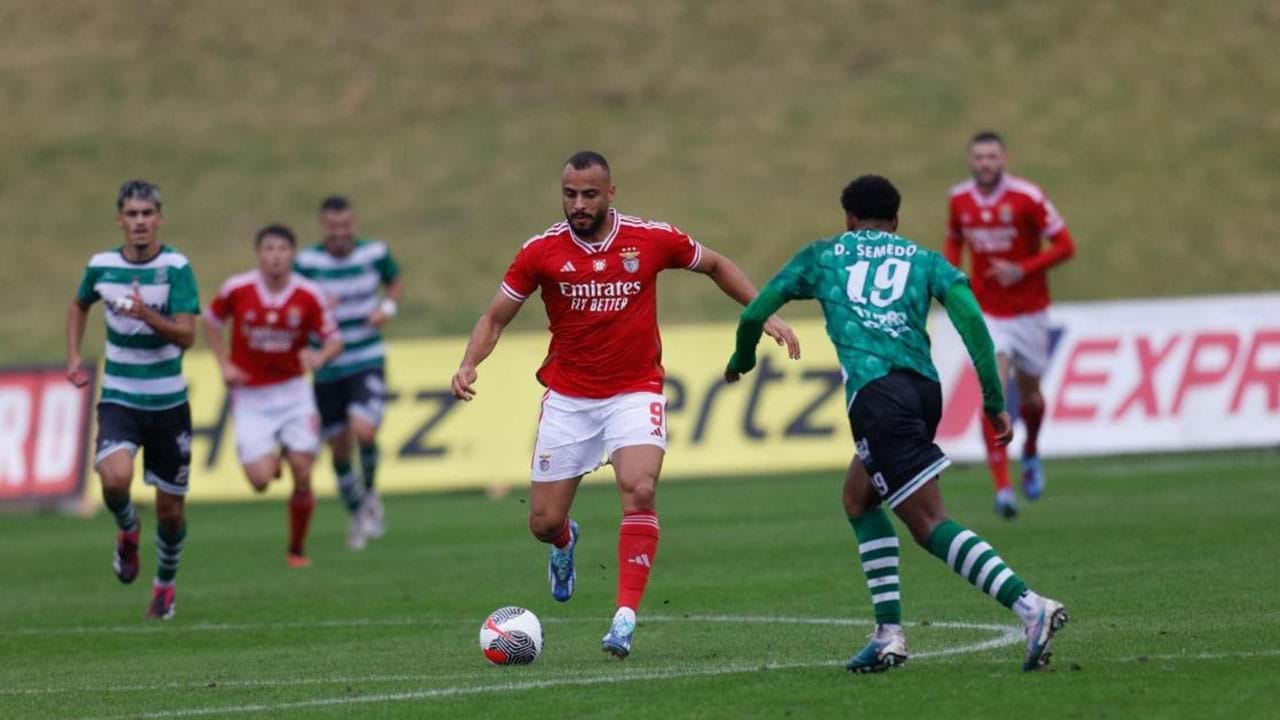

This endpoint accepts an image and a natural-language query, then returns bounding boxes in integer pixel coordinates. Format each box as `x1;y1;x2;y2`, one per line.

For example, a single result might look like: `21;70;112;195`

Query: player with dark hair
946;131;1076;517
295;195;403;549
727;174;1068;673
453;150;800;659
66;179;200;619
204;224;343;567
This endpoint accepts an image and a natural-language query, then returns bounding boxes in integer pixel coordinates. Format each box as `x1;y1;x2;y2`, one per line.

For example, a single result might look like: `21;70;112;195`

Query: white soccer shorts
231;377;322;465
530;390;668;483
984;309;1051;377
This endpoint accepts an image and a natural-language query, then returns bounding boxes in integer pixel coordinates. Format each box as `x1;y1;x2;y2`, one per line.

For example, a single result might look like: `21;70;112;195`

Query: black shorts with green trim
848;370;951;509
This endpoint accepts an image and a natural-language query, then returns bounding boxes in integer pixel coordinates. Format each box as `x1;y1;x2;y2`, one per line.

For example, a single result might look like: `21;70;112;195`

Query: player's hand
367;309;389;329
763;315;801;360
724;370;741;384
298;348;325;372
220;361;250;386
121;280;148;319
452;365;478;401
985;410;1014;447
66;357;90;388
986;259;1025;288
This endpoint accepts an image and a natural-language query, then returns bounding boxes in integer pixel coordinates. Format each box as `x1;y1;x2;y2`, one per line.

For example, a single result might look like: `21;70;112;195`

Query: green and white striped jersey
294;239;400;383
75;247;200;410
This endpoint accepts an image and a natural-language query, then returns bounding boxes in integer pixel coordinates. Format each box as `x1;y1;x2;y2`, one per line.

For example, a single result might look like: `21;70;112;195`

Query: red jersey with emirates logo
500;209;704;398
205;271;338;387
945;174;1075;317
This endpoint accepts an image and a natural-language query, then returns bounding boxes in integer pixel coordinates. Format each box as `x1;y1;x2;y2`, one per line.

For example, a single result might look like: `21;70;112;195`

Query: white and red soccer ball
479;607;543;665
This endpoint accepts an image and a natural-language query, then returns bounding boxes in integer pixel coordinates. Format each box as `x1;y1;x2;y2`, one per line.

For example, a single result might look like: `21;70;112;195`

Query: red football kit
500;209;703;399
945;174;1075;317
205;271;337;387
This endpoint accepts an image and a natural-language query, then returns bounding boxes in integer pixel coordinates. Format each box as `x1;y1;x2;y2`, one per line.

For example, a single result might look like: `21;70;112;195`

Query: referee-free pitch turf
4;451;1278;719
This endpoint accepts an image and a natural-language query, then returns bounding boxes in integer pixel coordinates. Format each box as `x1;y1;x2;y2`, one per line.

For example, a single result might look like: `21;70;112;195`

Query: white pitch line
4;615;1005;696
1120;649;1280;661
58;618;1023;720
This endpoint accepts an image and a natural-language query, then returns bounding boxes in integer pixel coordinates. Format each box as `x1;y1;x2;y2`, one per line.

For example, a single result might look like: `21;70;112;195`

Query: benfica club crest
286;306;302;328
538;454;552;472
619;247;640;273
998;203;1014;224
592;258;606;272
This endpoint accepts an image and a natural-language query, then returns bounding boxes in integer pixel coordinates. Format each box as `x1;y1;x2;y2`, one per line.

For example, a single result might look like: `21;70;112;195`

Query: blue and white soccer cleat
1021;456;1046;500
602;607;636;659
846;625;908;674
995;488;1019;519
1023;597;1069;671
548;520;579;602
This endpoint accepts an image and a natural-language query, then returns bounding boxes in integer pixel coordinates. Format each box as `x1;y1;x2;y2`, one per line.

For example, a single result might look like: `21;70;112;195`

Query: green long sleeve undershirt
725;281;1005;415
941;282;1005;415
726;284;787;376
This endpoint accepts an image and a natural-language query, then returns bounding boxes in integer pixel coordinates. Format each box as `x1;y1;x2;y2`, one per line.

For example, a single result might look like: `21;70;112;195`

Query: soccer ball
479;606;543;665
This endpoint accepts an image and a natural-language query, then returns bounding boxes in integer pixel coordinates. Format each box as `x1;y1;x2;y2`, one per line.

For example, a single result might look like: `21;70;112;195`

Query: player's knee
154;496;185;529
353;425;378;446
528;510;565;542
843;490;872;518
1020;389;1045;413
619;475;657;511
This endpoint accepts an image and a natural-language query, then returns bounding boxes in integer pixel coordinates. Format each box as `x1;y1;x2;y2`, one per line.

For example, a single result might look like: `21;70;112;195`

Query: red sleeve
204;282;234;327
663;226;703;270
308;291;338;338
1019;195;1074;274
1020;227;1076;275
500;243;540;302
944;202;964;267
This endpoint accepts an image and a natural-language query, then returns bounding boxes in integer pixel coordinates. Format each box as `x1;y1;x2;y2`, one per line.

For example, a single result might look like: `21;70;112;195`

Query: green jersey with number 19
764;229;968;406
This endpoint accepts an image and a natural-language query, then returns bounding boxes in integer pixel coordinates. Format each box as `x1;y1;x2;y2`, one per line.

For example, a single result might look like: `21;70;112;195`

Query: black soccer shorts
848;370;952;509
95;402;192;496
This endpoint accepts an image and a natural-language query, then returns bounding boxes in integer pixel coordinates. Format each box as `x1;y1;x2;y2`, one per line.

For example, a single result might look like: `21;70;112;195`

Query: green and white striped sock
333;459;363;513
850;508;901;625
104;493;138;532
359;442;379;492
155;522;186;584
926;519;1027;609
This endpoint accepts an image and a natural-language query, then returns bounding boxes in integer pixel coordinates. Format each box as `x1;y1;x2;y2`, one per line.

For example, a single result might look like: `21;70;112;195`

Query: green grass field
2;1;1278;364
4;450;1278;719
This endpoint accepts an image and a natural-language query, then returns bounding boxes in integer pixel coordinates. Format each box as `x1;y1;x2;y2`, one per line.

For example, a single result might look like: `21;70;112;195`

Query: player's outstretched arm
201;313;249;386
65;299;91;387
724;283;789;384
452;291;523;401
691;248;800;359
941;282;1012;445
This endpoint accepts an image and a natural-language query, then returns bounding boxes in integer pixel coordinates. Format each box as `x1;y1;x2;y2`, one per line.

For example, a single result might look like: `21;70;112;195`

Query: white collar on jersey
569;208;620;254
969;175;1010;208
253;270;300;308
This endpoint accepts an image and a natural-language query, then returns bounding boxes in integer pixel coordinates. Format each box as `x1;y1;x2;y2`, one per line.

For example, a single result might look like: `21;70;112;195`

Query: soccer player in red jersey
203;225;343;567
945;131;1076;518
452;151;800;659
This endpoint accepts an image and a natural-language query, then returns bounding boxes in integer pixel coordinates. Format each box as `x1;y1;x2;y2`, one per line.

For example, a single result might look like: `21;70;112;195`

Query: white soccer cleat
361;491;386;540
1023;597;1069;671
347;511;368;551
846;624;908;673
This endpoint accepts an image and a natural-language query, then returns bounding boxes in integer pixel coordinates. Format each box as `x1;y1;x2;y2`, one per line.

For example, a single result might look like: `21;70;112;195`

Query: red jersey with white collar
205;271;337;387
945;174;1075;317
500;209;704;398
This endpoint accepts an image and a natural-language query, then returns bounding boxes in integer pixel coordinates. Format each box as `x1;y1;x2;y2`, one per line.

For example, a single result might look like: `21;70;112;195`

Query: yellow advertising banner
126;320;855;502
